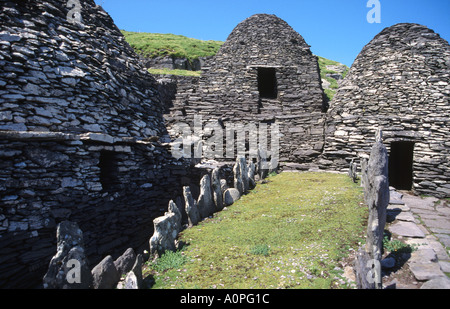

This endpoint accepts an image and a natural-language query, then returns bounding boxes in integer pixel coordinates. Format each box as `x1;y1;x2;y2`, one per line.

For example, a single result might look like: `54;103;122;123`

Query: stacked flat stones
0;0;190;288
322;23;450;198
164;14;326;166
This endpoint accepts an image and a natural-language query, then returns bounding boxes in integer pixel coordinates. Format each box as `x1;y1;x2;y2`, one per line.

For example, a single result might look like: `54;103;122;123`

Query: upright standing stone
149;200;183;260
91;255;120;289
211;168;224;212
43;221;92;289
114;248;137;277
183;186;200;227
356;130;389;289
238;156;249;193
168;199;182;234
233;159;244;194
257;146;269;180
197;174;215;218
149;214;177;259
248;161;256;190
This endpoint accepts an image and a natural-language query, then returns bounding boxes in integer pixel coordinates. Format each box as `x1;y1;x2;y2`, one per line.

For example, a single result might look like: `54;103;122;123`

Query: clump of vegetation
383;235;418;255
249;244;271;256
150;250;188;272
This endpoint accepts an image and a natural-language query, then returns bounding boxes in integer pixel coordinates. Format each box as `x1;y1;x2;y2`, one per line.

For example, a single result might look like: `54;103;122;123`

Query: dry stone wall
164;14;327;167
0;0;167;138
0;0;192;288
322;23;450;198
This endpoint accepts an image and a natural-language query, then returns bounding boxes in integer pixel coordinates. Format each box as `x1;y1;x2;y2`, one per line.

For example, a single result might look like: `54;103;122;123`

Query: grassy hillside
317;56;349;100
121;31;224;61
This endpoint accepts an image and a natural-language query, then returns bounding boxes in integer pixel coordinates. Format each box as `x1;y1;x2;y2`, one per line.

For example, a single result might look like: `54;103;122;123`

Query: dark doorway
388;142;414;190
257;68;277;99
99;150;119;191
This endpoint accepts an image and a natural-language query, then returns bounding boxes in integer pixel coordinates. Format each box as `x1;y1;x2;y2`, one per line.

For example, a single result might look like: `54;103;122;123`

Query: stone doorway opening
257;67;277;99
99;150;119;191
388;141;415;190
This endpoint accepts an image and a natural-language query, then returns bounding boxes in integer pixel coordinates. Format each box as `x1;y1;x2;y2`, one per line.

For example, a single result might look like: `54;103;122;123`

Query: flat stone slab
387;204;410;212
439;261;450;273
435;233;450;248
406;236;450;262
421;218;450;230
409;248;438;264
389;198;405;205
389;221;426;238
436;206;450;216
420;277;450;289
396;211;416;222
409;262;445;281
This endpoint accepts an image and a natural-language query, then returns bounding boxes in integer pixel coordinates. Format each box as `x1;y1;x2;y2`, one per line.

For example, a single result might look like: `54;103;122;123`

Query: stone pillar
183;186;200;227
149;200;182;259
43;221;92;289
356;129;389;289
211;168;224;212
197;174;215;218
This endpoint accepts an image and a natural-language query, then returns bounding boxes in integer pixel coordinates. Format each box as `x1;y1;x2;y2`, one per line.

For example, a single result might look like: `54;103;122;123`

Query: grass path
144;172;367;289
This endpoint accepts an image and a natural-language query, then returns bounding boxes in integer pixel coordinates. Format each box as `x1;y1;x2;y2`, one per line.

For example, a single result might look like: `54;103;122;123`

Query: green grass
144;172;367;289
121;31;223;61
147;68;201;77
317;56;349;101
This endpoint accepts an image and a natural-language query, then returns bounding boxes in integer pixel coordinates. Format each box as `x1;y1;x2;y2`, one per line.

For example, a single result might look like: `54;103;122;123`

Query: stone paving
384;188;450;289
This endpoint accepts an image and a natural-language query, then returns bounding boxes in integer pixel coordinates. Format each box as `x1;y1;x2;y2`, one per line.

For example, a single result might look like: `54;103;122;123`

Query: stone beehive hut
322;23;450;197
165;14;327;166
0;0;192;288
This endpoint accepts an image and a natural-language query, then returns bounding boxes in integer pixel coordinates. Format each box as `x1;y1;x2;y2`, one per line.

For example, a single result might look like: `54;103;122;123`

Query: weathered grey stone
220;179;229;195
390;221;426;238
248;161;256;190
183;186;200;227
130;254;143;289
224;188;241;206
91;255;120;289
354;247;379;289
149;212;178;259
409;262;446;281
364;138;390;263
197;174;215;218
211;168;224;212
257;146;269;180
409;248;438;264
233;158;244;195
167;199;182;234
43;221;92;289
114;248;136;276
420;277;450;289
123;271;139;289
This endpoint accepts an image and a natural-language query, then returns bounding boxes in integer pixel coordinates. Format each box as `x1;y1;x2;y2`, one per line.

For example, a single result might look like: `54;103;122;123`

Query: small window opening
388;141;414;190
257;67;277;99
99;150;119;191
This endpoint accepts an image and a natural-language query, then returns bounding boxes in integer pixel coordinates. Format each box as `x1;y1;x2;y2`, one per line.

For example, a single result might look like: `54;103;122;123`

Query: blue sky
95;0;450;67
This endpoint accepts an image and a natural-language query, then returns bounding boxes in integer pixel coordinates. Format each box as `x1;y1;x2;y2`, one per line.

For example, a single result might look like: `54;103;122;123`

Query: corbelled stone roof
323;23;450;197
0;0;166;138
